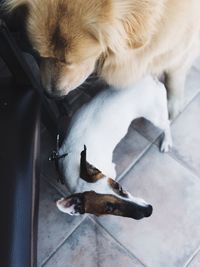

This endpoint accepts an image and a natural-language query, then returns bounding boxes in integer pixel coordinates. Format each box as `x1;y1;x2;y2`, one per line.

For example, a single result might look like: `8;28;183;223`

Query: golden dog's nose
44;90;66;100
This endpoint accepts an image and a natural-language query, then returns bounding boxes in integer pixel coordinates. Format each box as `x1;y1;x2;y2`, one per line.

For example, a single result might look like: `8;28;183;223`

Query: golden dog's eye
59;59;72;66
65;61;72;66
58;59;65;64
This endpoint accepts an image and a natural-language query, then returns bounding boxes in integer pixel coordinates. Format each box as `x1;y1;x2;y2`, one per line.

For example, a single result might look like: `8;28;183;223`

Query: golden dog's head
6;0;164;97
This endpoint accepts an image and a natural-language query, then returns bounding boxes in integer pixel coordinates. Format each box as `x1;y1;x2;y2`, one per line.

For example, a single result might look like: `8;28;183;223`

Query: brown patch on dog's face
108;178;129;198
56;146;153;219
83;191;130;217
57;191;153;220
80;145;104;183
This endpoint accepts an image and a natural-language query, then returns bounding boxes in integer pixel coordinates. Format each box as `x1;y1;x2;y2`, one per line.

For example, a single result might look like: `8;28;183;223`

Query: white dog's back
59;76;171;192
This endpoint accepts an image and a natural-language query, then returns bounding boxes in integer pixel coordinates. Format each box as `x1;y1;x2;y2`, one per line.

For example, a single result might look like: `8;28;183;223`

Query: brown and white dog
57;146;153;219
56;75;171;219
5;0;200;118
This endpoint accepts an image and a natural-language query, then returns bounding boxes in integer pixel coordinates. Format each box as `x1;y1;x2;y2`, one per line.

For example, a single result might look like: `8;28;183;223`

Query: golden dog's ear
4;0;30;11
122;14;151;49
114;1;165;49
88;21;126;53
88;1;164;52
4;0;32;15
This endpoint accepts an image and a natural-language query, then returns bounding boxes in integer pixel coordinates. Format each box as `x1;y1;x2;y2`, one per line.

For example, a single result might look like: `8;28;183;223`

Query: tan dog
6;0;200;118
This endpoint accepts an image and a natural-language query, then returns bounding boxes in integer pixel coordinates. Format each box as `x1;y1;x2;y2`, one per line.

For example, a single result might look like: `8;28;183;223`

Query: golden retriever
5;0;200;118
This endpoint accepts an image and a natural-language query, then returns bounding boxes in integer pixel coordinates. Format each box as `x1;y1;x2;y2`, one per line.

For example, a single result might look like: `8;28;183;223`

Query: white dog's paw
160;137;173;153
56;195;84;216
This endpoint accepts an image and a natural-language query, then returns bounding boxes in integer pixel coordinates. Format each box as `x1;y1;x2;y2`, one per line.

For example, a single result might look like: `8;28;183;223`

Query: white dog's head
57;146;153;219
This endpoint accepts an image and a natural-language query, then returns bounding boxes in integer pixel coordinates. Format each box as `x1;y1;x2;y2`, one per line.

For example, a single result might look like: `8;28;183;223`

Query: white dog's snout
56;198;64;211
130;195;150;207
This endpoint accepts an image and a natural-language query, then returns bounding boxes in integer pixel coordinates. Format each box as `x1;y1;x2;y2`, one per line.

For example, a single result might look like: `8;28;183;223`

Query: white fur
59;76;172;193
76;175;149;207
56;198;80;215
56;174;149;216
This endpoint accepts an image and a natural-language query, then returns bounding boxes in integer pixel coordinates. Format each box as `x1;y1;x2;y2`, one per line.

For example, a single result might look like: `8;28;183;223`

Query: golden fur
6;0;200;117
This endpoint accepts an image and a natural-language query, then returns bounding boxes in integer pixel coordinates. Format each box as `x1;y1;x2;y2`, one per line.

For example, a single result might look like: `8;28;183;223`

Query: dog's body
6;0;200;118
59;76;172;194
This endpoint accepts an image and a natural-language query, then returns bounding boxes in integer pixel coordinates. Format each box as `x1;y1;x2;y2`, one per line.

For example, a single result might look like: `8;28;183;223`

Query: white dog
56;76;172;218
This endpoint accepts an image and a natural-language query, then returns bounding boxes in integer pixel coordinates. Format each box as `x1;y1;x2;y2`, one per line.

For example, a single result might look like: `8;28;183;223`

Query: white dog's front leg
143;80;173;153
160;120;173;153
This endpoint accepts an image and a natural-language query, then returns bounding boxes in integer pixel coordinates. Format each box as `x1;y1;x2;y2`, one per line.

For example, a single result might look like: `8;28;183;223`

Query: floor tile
132;118;162;143
37;179;82;266
132;62;200;143
184;65;200;106
169;94;200;176
98;146;200;267
113;126;150;178
38;59;200;267
44;217;143;267
193;57;200;72
41;118;150;191
188;250;200;267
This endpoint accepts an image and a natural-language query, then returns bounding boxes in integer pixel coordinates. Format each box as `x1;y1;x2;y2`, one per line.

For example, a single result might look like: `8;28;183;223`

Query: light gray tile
188;250;200;267
37;179;82;265
113;126;150;178
132;118;162;143
184;65;200;106
132;62;200;143
44;217;143;267
193;57;200;72
169;94;200;176
98;146;200;267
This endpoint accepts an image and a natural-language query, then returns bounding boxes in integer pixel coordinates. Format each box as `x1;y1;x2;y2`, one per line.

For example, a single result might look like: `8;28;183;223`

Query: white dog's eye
105;202;116;213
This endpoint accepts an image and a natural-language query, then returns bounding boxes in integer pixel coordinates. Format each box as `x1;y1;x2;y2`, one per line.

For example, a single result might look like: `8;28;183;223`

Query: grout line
117;142;154;183
170;91;200;126
89;216;146;267
183;244;200;267
151;136;200;182
133;124;162;145
41;173;69;197
149;104;200;181
41;215;88;266
116;141;152;181
133;88;200;148
192;65;200;73
167;151;200;180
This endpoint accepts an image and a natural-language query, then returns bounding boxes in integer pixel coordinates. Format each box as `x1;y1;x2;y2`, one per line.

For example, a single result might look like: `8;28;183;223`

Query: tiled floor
39;58;200;267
